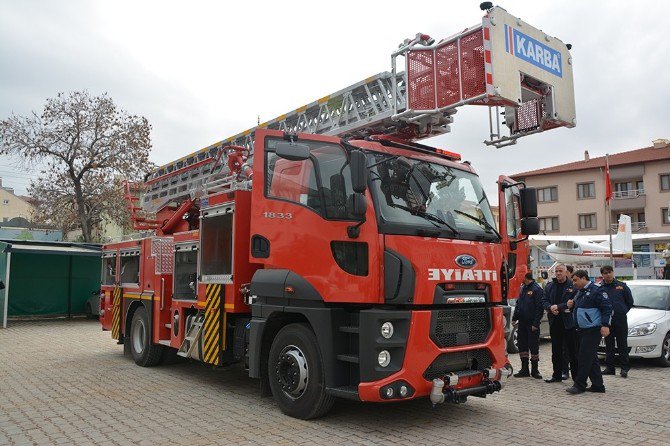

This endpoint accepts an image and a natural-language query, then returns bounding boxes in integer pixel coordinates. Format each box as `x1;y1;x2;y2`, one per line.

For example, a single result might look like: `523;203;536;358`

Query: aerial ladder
135;4;575;223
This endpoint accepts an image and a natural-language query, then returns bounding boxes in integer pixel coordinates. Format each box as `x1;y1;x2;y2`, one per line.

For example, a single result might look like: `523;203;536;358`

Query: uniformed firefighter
541;264;578;383
565;270;613;395
512;272;544;379
599;265;634;377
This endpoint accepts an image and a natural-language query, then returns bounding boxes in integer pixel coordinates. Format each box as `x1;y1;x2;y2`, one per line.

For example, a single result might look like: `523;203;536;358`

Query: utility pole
606;154;614;264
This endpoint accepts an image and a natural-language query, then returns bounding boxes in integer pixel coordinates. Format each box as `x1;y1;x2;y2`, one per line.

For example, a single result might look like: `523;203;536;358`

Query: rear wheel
656;332;670;367
268;323;335;419
130;307;163;367
507;326;519;354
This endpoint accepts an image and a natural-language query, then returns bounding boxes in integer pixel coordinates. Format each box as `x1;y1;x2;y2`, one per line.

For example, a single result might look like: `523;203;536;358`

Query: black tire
130;306;164;367
84;303;94;319
268;323;335;419
507;325;519;354
655;332;670;367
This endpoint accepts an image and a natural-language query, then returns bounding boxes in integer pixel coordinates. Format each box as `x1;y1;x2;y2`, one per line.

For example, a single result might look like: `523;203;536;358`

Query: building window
579;213;597;230
537;186;558;202
615;182;631;193
577;182;595;199
539;216;559;232
663;208;670;225
2;199;8;205
661;174;670;191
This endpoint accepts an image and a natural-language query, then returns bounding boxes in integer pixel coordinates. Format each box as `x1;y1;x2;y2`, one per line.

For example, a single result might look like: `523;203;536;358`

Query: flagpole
606;154;614;264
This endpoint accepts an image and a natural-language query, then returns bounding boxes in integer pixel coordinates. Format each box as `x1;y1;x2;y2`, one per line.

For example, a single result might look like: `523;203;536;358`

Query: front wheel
268;323;335;419
130;306;163;367
656;332;670;367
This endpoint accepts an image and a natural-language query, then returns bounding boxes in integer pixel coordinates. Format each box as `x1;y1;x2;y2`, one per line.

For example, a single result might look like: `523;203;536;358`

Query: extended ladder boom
141;5;575;214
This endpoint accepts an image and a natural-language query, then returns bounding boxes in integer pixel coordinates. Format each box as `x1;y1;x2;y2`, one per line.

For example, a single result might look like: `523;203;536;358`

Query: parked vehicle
98;5;575;419
84;291;101;319
598;280;670;367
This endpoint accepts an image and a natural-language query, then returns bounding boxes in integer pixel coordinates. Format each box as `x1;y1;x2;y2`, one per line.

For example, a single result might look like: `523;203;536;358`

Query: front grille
423;349;492;381
430;308;491;348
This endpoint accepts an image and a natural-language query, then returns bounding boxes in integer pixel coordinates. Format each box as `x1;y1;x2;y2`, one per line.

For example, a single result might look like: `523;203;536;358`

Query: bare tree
0;91;153;242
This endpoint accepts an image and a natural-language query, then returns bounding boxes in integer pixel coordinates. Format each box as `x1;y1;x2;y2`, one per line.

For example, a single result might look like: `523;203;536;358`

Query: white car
617;280;670;367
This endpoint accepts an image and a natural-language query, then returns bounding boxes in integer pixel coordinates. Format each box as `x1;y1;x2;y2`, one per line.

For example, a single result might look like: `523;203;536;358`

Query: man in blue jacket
600;265;634;377
566;270;613;395
512;272;544;379
542;264;578;383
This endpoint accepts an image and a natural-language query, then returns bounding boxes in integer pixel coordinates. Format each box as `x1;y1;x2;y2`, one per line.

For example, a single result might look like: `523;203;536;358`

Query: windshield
369;153;498;241
628;285;670;310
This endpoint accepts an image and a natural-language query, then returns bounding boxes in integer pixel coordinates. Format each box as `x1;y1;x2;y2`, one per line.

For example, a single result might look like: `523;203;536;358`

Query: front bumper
598;331;665;358
357;307;508;402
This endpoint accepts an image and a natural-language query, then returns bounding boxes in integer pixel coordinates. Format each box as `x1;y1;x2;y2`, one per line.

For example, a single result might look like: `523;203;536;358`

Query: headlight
381;322;394;339
628;323;657;337
378;350;391;367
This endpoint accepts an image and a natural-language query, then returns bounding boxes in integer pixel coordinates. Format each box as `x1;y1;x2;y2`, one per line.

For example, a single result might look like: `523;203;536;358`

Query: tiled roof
511;142;670;178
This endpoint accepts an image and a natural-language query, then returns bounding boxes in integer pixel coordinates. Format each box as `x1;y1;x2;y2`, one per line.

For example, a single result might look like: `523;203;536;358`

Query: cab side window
266;153;322;214
264;139;354;220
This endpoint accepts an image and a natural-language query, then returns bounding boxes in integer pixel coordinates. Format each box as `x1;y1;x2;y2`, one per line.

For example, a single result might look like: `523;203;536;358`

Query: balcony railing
613;188;645;199
611;221;646;232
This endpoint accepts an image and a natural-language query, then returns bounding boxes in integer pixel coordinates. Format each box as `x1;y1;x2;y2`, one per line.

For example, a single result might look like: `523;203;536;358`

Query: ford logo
455;254;477;268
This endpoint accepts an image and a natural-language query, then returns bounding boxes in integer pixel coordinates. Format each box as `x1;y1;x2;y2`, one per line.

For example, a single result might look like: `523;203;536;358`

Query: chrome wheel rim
275;345;308;399
664;336;670;360
132;319;146;354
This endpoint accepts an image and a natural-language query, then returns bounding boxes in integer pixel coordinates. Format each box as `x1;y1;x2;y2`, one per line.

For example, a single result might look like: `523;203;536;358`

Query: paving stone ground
1;319;668;445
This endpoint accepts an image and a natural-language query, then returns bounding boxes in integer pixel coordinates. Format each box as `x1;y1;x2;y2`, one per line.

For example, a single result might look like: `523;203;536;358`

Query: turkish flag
605;163;613;202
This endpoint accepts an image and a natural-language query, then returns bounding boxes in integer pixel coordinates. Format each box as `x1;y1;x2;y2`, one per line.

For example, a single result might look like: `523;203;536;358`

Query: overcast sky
1;0;668;204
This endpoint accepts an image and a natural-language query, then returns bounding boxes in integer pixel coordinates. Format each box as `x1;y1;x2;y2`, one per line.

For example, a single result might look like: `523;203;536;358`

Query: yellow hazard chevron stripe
203;284;222;365
123;293;154;301
111;287;121;340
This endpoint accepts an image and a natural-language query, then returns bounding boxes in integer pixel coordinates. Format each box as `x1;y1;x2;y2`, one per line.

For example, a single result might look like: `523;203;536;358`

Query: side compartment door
100;250;118;333
498;176;536;301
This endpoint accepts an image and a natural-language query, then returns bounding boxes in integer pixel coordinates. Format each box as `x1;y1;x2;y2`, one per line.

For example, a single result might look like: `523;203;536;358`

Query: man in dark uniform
561;265;575;379
542;264;577;383
566;270;613;394
600;265;634;377
512;272;544;379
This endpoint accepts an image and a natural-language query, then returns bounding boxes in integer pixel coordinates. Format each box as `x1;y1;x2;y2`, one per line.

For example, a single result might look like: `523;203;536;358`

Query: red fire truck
100;5;575;419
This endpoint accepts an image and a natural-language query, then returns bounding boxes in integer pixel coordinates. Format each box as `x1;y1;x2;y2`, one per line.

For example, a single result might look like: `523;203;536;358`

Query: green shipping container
0;240;101;327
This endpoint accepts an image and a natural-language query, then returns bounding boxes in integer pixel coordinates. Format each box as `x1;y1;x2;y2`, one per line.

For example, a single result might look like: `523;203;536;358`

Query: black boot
531;360;543;379
514;358;530;377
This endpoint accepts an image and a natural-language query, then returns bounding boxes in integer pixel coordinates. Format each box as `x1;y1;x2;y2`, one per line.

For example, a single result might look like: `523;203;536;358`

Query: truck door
249;130;380;303
498;176;533;301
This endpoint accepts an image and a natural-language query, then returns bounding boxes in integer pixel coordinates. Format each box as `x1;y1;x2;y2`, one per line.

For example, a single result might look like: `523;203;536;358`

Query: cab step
336;354;359;364
326;385;360;401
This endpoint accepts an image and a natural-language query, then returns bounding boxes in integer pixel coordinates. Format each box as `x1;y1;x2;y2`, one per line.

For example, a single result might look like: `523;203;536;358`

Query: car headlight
628;323;657;337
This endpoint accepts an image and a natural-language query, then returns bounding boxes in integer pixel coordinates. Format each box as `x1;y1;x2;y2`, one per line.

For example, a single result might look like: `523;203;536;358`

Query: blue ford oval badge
455;254;477;268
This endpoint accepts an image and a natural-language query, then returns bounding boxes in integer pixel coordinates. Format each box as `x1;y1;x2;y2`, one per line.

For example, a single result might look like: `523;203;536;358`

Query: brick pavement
1;319;668;445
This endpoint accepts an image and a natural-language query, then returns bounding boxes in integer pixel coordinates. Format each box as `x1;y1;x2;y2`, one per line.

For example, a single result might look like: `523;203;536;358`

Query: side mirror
521;217;540;235
275;142;310;161
519;187;538;218
348;193;367;218
350;150;368;193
